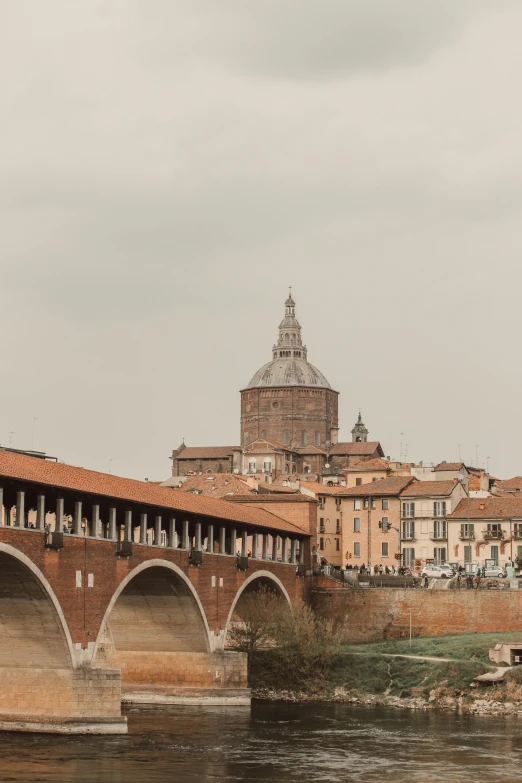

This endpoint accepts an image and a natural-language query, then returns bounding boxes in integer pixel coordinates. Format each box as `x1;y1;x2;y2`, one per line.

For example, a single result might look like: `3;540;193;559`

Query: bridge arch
93;559;212;667
0;542;75;669
224;570;292;646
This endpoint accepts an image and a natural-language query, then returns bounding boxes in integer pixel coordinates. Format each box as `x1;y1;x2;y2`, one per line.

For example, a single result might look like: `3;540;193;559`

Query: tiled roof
173;474;254;499
450;496;522;520
227;494;317;504
0;449;306;536
257;485;299;494
400;480;459;497
333;476;415;497
173;446;239;460
244;438;293;453
294;445;327;455
345;459;389;472
497;477;522;491
300;481;342;495
433;462;465;472
329;442;384;456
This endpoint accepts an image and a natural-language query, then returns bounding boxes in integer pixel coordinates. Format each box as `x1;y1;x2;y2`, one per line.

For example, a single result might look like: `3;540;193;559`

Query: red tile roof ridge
400;479;460;496
0;449;305;536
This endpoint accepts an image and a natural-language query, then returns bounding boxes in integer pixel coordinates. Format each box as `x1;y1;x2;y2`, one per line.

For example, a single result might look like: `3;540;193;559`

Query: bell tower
351;411;369;443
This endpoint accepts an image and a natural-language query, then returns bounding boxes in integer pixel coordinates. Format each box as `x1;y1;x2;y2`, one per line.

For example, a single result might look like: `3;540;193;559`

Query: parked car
420;564;455;579
484;565;506;578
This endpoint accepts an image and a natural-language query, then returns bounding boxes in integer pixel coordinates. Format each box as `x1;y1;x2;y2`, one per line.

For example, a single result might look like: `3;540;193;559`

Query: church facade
171;293;383;480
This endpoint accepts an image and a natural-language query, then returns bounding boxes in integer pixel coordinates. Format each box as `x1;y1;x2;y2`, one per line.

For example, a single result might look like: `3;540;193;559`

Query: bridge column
55;498;64;533
194;522;202;551
124;510;132;541
140;513;147;544
92;505;100;538
281;537;287;563
4;506;11;526
290;538;297;564
154;515;162;546
262;534;268;560
167;518;175;548
108;507;117;540
15;491;25;528
207;524;214;553
0;486;3;525
73;501;82;535
36;495;46;530
241;531;248;558
182;520;190;550
219;526;226;554
251;532;258;559
271;534;278;562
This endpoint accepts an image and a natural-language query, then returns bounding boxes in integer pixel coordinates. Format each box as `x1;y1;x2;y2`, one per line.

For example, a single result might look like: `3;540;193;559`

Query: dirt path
379;653;459;662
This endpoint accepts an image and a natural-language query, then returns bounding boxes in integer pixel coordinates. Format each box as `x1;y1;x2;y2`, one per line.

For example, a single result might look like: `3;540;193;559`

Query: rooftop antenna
289;285;292;297
475;445;479;468
404;443;408;461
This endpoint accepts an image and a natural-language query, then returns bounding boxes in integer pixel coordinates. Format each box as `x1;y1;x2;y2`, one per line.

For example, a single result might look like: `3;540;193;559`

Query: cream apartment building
449;496;522;567
399;479;468;568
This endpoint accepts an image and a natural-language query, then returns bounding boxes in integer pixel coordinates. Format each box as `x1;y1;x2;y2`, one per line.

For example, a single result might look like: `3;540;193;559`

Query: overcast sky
2;1;522;481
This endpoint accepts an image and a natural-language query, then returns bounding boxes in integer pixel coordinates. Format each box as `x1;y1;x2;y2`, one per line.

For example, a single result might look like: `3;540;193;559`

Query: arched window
263;460;272;474
261;430;267;439
300;430;307;447
248;460;256;473
285;333;290;345
315;431;321;447
283;430;290;445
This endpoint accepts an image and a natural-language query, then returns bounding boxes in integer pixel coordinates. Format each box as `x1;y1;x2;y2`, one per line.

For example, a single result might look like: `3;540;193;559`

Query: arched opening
0;549;73;669
224;572;292;649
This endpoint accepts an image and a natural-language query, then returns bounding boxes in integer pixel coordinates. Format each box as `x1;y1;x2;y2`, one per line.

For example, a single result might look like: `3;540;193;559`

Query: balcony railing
513;531;522;540
402;533;416;540
482;530;504;539
459;532;475;540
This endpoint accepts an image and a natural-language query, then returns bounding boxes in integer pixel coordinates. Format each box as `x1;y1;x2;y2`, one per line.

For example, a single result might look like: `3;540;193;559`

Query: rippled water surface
1;703;521;783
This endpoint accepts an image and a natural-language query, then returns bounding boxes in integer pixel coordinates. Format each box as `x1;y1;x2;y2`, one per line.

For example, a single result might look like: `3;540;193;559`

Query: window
261;430;267;439
460;523;475;540
336;539;340;551
353;517;361;532
403;548;415;567
319;517;325;533
319;537;324;551
433;501;446;517
381;542;389;557
285;333;289;345
354;542;361;557
354;499;361;510
433;520;446;539
381;516;389;530
336;519;341;534
283;430;290;445
382;499;389;510
487;524;503;539
263;460;272;473
464;545;472;564
335;498;341;510
248;460;256;473
300;430;307;447
491;545;499;566
514;524;522;538
315;431;321;447
318;497;325;510
403;521;415;540
402;502;415;518
434;547;446;564
356;478;362;486
272;401;279;409
364;499;376;510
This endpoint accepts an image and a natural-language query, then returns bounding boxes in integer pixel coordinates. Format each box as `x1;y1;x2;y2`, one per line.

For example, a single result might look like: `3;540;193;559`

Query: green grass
330;652;489;698
342;632;522;664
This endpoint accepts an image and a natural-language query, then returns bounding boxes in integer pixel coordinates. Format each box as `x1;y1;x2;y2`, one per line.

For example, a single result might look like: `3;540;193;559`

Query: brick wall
311;588;522;643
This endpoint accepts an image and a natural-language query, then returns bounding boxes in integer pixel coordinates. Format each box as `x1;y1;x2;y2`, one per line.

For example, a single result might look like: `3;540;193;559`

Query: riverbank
251;632;522;716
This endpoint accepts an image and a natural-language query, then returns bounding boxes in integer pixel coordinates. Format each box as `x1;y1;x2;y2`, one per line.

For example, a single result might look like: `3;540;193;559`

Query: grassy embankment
251;632;522;701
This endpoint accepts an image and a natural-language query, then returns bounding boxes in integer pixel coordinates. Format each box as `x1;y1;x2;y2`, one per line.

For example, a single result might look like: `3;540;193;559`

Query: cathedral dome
246;358;331;389
244;292;332;390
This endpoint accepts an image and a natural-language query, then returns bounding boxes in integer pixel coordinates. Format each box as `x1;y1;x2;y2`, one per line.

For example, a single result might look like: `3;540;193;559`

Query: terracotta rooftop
173;446;239;460
433;462;466;472
172;474;254;499
400;480;460;497
497;477;522;491
300;481;342;495
332;476;415;497
450;496;522;520
0;449;306;536
345;459;389;472
329;442;384;456
227;494;317;504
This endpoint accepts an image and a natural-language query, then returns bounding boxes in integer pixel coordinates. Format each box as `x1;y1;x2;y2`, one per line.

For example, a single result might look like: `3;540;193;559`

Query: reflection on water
0;703;521;783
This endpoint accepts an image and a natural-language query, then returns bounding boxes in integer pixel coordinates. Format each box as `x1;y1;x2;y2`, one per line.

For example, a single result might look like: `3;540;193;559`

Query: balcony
482;530;504;540
459;532;475;540
402;533;416;541
513;530;522;540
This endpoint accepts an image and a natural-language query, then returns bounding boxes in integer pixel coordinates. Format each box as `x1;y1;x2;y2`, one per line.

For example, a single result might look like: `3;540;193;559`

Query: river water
1;703;521;783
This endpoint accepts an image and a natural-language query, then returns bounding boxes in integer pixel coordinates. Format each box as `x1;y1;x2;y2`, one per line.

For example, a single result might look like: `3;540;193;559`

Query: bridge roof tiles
0;449;307;537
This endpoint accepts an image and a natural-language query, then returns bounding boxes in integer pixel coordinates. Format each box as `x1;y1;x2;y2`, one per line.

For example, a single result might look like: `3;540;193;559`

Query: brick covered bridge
0;450;310;734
